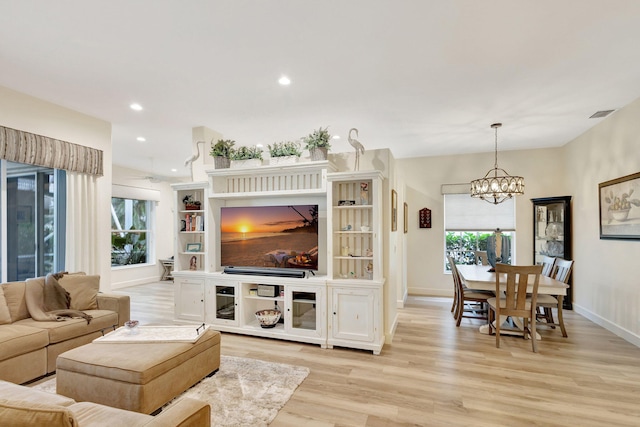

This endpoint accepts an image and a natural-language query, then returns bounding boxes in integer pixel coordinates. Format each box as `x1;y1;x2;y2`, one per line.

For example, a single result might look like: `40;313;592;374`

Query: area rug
31;355;309;427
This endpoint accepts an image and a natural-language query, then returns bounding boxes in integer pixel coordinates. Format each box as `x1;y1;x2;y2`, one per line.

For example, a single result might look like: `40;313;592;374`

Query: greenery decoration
210;139;236;158
302;127;332;150
268;141;302;158
230;145;263;161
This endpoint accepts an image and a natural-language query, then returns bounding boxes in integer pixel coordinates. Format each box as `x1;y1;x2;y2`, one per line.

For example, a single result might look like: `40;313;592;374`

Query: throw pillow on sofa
0;287;12;325
57;275;100;311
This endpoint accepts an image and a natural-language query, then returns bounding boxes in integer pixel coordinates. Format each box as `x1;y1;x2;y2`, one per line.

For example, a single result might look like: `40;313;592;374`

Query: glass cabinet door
532;196;572;309
286;286;323;338
215;285;236;322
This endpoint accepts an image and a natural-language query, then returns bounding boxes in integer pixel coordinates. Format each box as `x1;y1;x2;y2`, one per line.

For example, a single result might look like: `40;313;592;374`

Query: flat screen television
220;204;319;271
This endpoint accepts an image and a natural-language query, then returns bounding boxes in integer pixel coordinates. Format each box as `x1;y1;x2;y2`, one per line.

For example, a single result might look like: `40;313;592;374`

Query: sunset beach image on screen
220;205;319;270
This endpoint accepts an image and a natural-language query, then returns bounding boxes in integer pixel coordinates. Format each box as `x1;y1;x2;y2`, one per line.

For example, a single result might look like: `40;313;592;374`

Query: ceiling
2;1;640;178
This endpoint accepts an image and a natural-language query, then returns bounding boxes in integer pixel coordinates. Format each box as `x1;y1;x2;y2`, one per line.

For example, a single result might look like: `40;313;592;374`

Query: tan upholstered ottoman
55;328;220;414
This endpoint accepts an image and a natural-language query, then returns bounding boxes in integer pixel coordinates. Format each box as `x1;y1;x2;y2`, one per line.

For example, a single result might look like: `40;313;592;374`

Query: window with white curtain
444;192;516;271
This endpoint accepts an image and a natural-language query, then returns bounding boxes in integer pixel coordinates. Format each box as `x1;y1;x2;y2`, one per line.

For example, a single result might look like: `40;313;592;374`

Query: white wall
0;85;113;289
110;165;182;289
564;97;640;346
398;146;567;297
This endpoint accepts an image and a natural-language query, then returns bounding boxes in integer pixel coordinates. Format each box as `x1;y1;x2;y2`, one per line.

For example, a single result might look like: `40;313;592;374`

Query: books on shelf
184;213;204;232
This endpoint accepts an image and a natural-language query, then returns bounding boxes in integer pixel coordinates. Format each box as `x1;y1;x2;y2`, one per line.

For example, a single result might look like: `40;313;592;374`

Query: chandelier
470;123;524;204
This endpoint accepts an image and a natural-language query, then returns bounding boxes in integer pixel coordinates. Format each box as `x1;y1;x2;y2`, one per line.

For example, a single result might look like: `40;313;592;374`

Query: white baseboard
573;303;640;348
386;312;399;344
408;287;452;298
111;276;162;290
397;288;408;308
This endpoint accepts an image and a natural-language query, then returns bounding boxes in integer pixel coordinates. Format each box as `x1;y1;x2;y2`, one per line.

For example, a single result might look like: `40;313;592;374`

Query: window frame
110;197;155;268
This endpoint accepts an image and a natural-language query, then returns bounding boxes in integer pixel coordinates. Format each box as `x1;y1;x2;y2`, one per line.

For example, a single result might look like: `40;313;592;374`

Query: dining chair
536;258;573;337
487;263;543;352
474;251;489;266
540;255;556;277
448;256;492;326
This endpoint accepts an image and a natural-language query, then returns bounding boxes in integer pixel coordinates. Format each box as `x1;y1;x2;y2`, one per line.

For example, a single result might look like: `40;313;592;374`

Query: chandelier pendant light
470;123;524;205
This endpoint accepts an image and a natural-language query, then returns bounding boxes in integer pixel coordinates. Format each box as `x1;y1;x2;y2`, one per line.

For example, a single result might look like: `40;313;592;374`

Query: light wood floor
114;282;640;427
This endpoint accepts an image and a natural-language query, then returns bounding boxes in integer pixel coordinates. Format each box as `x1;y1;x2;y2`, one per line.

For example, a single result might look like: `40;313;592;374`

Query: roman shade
0;125;103;176
443;185;515;231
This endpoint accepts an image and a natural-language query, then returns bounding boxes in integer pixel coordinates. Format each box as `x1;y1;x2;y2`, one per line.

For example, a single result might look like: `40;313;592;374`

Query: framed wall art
186;242;202;252
599;171;640;240
419;208;431;228
404;202;408;233
391;189;397;231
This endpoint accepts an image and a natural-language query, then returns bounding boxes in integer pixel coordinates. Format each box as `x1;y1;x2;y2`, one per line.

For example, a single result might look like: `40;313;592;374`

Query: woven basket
213;156;230;169
309;147;328;161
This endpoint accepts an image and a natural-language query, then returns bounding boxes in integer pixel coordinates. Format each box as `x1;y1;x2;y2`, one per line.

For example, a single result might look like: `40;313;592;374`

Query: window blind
444;193;515;231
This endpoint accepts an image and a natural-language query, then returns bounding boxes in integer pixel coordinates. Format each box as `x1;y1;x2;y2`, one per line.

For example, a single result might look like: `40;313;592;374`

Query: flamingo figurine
348;128;365;171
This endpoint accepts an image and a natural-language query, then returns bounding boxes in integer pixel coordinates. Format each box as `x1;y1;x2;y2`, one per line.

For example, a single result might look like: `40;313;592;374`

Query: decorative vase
213;156;230;169
231;158;262;168
269;155;299;166
309;147;328;161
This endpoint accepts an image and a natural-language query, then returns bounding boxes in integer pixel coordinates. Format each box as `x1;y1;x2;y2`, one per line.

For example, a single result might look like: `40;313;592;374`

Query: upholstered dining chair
540;255;556;277
488;263;543;352
474;251;489;266
536;258;573;337
448;256;492;326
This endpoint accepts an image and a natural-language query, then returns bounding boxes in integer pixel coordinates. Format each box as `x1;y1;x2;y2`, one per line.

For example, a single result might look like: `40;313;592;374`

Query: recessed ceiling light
256;143;264;148
278;76;291;86
171;168;177;172
136;137;146;142
332;135;340;140
130;103;143;111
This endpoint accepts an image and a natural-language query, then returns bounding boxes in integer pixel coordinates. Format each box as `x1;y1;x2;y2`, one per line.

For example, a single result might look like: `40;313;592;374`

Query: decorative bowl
124;320;139;334
255;309;281;328
609;208;630;221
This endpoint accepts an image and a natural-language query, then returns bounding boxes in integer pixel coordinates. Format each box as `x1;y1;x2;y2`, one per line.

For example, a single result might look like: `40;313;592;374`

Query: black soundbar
223;266;306;278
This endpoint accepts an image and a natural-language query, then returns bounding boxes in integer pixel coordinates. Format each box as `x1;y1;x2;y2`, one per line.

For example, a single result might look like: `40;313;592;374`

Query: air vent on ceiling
589;109;615;119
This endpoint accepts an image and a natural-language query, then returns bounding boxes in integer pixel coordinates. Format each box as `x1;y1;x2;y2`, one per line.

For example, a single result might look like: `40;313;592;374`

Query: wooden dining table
456;264;569;336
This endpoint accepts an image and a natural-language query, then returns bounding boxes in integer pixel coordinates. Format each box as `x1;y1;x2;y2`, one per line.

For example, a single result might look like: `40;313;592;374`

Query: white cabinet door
175;277;204;322
329;287;376;342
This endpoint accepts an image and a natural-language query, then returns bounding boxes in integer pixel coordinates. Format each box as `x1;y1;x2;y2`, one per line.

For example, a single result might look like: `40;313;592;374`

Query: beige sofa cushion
69;401;152;426
0;324;49;362
0;287;11;325
0;398;78;427
58;275;100;311
14;310;117;344
0;380;75;407
1;281;29;322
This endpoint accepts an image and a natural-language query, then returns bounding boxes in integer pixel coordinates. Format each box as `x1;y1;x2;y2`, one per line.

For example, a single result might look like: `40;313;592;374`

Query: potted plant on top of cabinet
302;126;331;161
268;141;302;165
209;139;235;169
230;145;263;168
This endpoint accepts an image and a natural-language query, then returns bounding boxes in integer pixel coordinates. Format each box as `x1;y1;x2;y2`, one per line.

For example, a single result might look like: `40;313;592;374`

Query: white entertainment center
172;161;386;354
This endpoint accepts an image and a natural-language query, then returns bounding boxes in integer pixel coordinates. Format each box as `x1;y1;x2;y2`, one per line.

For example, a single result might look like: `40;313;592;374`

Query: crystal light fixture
470;123;524;204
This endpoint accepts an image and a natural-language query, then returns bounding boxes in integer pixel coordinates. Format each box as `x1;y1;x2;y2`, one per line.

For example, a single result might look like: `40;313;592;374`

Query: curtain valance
0;125;103;176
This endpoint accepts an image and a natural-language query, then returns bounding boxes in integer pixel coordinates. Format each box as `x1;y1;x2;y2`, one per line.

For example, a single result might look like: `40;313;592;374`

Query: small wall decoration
186;242;202;252
419;208;432;229
391;189;398;231
599;171;640;240
404;202;408;233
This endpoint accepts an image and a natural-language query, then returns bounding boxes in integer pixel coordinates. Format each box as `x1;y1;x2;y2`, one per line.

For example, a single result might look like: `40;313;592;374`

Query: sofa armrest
96;293;130;327
143;398;210;427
